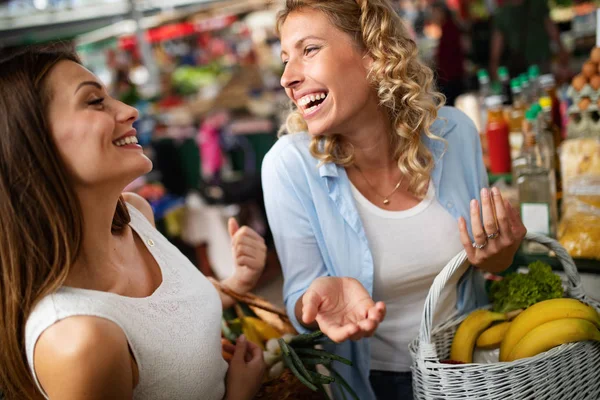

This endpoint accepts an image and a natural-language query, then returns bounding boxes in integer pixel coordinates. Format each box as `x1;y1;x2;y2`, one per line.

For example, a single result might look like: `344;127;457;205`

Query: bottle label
521;203;550;235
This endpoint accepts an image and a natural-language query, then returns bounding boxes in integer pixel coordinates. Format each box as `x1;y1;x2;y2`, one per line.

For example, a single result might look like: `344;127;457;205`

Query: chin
307;120;337;137
119;158;153;185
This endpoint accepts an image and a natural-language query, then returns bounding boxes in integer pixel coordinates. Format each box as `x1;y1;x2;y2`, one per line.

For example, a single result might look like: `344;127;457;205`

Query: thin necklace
354;164;404;206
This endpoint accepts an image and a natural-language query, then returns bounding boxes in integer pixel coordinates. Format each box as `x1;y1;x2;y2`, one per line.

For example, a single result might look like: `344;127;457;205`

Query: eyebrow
281;35;323;57
74;81;102;94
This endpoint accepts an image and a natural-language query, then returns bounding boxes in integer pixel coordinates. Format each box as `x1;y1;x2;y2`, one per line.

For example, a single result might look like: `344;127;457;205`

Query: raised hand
301;277;386;343
225;218;267;294
458;187;527;274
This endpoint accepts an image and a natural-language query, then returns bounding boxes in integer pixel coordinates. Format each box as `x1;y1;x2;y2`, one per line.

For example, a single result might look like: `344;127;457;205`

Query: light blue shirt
261;106;490;399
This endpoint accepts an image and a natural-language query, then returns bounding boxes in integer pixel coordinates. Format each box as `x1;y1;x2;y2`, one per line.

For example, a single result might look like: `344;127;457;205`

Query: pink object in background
197;111;228;180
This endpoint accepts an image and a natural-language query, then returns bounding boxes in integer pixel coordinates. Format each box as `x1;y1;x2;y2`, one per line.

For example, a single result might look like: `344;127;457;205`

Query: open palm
302;277;386;343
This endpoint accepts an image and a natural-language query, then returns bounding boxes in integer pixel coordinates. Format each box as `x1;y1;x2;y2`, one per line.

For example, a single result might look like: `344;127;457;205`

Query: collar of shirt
316;115;456;285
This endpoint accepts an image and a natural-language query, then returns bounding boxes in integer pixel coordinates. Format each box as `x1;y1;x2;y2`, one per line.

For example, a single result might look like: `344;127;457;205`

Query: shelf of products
467;41;600;272
513;251;600;274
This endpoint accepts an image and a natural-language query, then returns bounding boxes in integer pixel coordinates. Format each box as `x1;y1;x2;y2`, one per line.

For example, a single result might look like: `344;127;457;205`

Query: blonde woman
0;45;266;400
262;0;527;398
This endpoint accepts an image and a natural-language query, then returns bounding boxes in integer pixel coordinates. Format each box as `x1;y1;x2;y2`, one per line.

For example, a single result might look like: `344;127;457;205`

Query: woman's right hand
300;277;386;343
224;335;266;400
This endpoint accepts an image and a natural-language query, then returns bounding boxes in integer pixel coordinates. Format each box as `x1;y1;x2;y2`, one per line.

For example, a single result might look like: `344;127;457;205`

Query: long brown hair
0;44;130;399
277;0;445;196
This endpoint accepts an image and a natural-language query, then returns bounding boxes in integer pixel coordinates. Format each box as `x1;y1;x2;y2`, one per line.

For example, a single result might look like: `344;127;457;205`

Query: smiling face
279;8;379;136
45;61;152;190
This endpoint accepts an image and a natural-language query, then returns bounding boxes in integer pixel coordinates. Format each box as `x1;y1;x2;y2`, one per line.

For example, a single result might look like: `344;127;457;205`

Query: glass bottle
516;112;558;254
486;95;511;174
539;74;563;144
498;66;512;106
539;96;562;198
509;79;526;161
478;69;491;129
520;74;531;105
528;65;542;103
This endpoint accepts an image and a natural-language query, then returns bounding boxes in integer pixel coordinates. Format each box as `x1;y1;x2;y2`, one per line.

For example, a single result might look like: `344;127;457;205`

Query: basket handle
418;232;586;346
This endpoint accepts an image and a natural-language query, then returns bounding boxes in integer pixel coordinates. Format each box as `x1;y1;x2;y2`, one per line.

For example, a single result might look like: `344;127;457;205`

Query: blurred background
1;0;599;304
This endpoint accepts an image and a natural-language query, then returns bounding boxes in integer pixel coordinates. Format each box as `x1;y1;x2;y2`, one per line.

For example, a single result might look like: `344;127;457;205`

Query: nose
280;59;303;90
116;100;139;124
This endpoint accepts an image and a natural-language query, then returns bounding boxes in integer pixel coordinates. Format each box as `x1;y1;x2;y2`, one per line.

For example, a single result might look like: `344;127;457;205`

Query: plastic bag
558;175;600;260
560;138;600;191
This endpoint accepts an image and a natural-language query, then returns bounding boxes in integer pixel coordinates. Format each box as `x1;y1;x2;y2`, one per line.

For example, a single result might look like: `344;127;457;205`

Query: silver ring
472;240;487;249
487;231;500;240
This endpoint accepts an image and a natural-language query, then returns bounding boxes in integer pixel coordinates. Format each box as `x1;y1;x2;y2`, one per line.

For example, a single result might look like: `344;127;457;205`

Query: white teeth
297;92;328;108
114;136;138;147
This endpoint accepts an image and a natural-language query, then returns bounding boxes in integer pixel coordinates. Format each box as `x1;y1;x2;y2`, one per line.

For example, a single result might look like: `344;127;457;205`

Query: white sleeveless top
25;203;228;400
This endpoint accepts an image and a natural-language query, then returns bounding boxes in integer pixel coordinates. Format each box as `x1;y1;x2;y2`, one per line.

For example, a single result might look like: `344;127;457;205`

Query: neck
342;104;396;173
67;184;127;288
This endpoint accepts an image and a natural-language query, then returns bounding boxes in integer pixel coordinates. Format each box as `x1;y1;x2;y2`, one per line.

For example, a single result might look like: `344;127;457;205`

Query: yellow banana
245;317;282;341
507;318;600;361
450;309;507;363
476;321;512;349
500;298;600;361
240;317;265;350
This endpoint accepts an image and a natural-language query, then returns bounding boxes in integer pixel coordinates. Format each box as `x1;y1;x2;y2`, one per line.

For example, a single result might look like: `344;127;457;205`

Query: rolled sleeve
261;145;329;334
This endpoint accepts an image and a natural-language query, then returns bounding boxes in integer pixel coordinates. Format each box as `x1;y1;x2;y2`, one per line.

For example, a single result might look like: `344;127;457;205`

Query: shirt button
147;239;155;247
446;201;454;209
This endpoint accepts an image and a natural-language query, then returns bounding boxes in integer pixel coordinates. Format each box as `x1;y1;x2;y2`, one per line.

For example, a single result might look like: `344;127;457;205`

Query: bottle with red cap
485;95;511;174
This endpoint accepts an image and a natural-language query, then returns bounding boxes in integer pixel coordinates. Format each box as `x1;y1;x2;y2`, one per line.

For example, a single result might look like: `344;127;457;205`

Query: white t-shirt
350;182;466;371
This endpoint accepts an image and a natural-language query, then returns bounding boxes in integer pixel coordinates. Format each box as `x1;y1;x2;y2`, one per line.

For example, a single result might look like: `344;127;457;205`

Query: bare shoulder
122;192;155;227
34;316;134;400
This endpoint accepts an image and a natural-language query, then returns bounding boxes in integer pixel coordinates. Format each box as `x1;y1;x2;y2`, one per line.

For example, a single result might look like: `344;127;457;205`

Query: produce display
448;262;600;364
217;284;358;399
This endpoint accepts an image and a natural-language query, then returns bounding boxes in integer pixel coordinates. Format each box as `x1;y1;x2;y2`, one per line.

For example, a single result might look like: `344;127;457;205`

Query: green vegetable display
273;332;359;400
490;261;564;313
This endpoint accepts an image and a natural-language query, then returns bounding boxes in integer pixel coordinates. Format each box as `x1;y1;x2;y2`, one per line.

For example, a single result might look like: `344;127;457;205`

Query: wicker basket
409;232;600;399
213;281;326;400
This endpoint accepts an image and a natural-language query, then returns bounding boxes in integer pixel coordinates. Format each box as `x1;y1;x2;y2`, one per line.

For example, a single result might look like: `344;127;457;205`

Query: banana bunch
450;309;508;363
500;298;600;362
450;299;600;364
476;321;512;350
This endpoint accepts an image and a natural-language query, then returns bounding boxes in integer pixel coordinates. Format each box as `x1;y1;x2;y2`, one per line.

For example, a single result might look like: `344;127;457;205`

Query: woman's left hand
225;218;267;294
458;187;527;274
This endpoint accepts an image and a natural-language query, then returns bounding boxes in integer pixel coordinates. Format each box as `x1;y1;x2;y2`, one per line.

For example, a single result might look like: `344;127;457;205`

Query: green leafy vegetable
490;261;564;313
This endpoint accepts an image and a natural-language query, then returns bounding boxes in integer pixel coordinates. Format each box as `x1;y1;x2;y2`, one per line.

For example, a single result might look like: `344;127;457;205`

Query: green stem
295;348;352;366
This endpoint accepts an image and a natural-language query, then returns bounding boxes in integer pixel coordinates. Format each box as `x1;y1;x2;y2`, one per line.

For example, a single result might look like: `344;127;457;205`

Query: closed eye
88;97;105;107
304;46;320;56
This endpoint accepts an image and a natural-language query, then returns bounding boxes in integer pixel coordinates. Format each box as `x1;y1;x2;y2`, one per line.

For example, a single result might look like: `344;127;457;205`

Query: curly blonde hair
276;0;445;196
